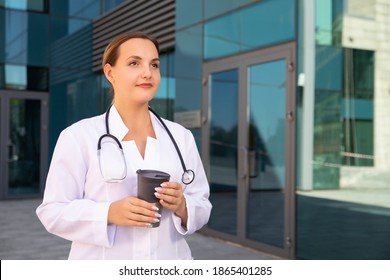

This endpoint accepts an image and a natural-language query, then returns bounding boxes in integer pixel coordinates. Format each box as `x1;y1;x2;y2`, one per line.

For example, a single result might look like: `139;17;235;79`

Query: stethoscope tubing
98;104;195;185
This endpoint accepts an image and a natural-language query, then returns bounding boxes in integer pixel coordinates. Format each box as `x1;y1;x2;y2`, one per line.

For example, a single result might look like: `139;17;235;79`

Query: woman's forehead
118;38;159;58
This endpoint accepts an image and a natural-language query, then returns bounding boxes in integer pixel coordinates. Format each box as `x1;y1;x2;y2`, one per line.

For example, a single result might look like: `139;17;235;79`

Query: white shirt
36;105;212;260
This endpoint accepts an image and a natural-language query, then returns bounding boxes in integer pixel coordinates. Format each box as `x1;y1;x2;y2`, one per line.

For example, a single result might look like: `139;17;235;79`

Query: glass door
0;90;48;199
204;68;239;236
202;42;296;259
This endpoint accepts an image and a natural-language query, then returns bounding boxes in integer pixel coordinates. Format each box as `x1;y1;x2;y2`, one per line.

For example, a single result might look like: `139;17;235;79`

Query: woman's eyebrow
126;55;142;61
126;55;160;62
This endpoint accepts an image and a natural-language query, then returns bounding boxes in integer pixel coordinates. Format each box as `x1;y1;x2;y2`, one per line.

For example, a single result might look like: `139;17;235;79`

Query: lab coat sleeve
171;129;212;235
36;128;116;247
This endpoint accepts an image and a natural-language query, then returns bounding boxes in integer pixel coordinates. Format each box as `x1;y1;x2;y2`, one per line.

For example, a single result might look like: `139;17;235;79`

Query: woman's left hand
155;182;188;226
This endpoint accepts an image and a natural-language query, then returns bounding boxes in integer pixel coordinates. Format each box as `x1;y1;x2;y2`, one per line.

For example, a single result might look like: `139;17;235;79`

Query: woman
36;31;212;260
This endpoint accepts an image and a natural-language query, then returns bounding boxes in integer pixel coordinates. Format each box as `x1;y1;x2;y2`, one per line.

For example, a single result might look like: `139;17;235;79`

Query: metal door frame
0;90;49;200
201;42;296;259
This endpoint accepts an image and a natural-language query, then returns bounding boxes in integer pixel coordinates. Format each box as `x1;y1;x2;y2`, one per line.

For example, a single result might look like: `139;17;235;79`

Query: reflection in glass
103;0;127;13
342;49;374;166
204;0;257;19
297;1;390;259
0;64;48;91
0;0;47;12
4;65;27;90
150;53;175;120
176;0;202;29
50;0;99;19
247;60;286;247
204;0;295;59
8;99;41;194
1;9;49;66
207;69;238;235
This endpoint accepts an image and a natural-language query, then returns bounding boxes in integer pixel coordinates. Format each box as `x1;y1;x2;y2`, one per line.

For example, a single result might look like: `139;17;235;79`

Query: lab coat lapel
108;105;129;141
143;111;162;170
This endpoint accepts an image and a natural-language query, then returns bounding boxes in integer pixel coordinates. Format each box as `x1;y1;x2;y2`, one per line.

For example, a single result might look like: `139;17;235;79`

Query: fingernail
145;223;153;228
160;183;167;187
152;205;159;211
154;218;160;223
155;213;162;218
155;187;162;192
154;192;161;197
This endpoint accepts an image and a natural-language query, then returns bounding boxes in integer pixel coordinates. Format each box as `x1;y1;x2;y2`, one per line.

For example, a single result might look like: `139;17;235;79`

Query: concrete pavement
0;198;280;260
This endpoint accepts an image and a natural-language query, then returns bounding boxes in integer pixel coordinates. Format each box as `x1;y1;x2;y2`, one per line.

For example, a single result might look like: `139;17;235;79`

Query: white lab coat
36;105;212;260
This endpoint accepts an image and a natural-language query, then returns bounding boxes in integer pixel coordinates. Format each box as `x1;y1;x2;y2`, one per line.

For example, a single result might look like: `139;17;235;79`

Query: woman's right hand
107;197;161;227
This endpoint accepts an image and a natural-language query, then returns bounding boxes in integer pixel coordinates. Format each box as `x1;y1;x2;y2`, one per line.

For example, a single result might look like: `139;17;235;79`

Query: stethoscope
97;104;195;185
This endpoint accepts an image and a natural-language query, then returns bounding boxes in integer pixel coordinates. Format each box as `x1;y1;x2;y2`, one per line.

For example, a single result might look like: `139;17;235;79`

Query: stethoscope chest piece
182;169;195;185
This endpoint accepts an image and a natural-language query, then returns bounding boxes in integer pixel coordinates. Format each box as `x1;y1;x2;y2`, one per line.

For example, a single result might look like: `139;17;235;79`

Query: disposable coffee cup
136;169;170;228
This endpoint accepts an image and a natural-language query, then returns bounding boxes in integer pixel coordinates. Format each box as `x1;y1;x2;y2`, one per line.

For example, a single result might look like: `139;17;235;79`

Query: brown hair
102;31;160;70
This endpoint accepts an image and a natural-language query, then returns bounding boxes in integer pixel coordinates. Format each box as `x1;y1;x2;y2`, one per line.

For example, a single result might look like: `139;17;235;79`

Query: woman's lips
137;83;153;88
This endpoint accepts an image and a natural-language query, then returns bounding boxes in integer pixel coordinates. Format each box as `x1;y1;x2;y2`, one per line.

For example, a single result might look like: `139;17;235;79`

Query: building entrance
0;90;48;199
202;42;296;259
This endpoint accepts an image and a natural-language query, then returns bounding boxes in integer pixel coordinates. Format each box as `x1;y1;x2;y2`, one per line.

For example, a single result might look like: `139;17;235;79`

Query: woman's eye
152;63;159;69
129;61;138;66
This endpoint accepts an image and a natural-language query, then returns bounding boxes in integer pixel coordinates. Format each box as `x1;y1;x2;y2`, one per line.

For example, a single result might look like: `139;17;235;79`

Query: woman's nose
142;65;152;79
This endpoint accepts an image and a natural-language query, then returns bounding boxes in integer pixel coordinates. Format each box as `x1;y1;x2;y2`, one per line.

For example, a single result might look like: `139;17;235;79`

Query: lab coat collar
108;104;165;142
108;105;130;141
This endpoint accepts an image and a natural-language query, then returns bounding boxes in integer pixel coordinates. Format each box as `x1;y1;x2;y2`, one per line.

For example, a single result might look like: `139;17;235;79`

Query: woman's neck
113;101;156;157
113;101;151;133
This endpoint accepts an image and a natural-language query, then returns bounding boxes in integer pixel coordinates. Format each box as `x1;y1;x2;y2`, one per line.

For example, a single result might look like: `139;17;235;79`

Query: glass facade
296;0;390;259
0;9;49;66
0;0;48;12
50;0;100;18
177;0;389;260
1;0;389;260
204;0;295;59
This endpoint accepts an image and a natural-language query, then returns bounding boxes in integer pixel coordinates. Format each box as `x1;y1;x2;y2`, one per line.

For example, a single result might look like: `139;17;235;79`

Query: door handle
241;146;248;179
287;111;294;121
8;143;18;162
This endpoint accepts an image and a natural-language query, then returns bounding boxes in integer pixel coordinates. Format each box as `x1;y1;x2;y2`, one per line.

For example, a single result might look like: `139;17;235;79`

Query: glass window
204;0;295;60
312;46;343;189
3;65;27;90
204;0;258;19
150;52;175;120
315;0;344;46
50;16;92;44
0;64;48;91
27;66;49;91
175;25;203;111
103;0;127;14
176;0;202;29
1;65;27;90
0;9;49;66
0;0;48;12
312;47;375;188
100;73;112;112
50;19;92;69
297;0;390;260
49;70;100;153
50;0;100;19
342;49;374;166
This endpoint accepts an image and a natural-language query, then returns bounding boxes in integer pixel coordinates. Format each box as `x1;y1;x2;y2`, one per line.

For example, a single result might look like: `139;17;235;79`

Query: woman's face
106;38;160;105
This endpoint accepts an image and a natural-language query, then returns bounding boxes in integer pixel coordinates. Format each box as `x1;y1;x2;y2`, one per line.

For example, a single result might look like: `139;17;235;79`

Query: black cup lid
136;169;170;179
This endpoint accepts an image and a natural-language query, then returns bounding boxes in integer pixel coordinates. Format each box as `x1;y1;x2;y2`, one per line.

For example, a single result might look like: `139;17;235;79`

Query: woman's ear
103;63;114;84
